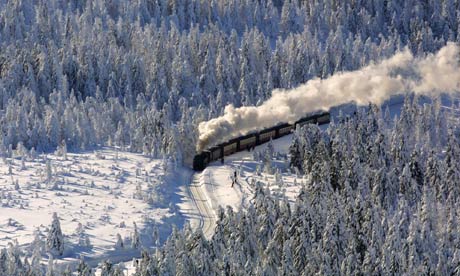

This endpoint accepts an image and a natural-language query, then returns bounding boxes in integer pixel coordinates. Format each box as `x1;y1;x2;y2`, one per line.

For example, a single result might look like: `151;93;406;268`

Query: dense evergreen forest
0;0;460;275
125;98;460;275
1;0;459;161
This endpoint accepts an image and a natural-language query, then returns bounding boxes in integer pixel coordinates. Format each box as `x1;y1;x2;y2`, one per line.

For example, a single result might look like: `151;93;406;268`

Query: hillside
0;0;460;275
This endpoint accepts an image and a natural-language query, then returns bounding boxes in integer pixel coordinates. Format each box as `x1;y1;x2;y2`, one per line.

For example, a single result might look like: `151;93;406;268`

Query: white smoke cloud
198;43;460;151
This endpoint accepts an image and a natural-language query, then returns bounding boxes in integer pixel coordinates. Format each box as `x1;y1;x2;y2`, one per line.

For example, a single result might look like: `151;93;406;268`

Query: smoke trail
197;43;460;151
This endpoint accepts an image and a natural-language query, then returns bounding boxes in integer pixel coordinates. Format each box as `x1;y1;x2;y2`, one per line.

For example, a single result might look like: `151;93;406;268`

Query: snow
198;134;301;213
0;99;407;273
0;147;192;269
190;99;407;232
184;173;216;238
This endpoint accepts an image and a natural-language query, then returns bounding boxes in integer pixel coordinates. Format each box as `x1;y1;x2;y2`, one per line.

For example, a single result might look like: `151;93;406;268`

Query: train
193;112;331;171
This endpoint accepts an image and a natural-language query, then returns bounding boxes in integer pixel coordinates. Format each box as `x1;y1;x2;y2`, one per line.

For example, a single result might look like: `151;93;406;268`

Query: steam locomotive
193;112;330;171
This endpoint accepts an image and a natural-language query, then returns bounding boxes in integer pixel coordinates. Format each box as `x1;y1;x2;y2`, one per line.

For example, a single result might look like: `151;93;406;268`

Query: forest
0;0;459;161
131;98;460;275
0;0;459;275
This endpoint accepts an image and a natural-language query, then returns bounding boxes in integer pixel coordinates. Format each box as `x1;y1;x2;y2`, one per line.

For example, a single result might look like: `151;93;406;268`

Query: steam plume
198;43;460;151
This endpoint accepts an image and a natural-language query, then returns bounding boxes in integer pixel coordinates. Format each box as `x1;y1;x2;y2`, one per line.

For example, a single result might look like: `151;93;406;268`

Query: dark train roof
210;111;329;150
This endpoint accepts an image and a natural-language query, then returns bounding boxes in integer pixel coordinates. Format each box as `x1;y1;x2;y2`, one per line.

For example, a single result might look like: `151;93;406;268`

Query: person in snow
231;170;237;187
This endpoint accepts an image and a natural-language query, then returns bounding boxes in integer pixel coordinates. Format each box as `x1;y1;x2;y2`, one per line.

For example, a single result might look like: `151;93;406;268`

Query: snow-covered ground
0;99;415;274
197;134;302;214
0;147;194;270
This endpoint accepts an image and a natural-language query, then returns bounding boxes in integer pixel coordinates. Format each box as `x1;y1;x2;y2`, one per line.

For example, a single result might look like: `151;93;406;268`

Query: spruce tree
46;213;64;256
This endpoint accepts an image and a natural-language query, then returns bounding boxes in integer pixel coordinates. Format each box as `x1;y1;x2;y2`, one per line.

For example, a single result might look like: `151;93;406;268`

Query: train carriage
296;118;316;128
210;146;222;161
317;113;331;124
223;141;238;155
239;135;257;150
259;129;276;143
277;124;294;137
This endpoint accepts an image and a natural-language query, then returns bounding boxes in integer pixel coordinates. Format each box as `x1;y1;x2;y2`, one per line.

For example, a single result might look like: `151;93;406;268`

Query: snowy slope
0;147;196;270
0;148;158;248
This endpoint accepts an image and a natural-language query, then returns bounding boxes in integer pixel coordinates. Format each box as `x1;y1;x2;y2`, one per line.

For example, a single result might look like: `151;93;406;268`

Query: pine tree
30;228;44;273
76;258;93;276
131;222;140;249
76;222;91;247
115;233;124;249
46;213;64;256
46;159;53;184
100;260;114;276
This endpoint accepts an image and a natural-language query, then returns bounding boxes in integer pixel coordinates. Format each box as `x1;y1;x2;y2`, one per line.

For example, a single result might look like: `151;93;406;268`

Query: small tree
115;233;124;249
20;156;26;170
131;222;140;249
46;213;64;256
31;228;44;272
100;260;114;276
76;223;91;247
76;258;94;276
46;159;53;184
62;142;67;161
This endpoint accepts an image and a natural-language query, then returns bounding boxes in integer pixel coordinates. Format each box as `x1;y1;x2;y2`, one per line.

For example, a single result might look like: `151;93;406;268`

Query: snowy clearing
0;147;189;264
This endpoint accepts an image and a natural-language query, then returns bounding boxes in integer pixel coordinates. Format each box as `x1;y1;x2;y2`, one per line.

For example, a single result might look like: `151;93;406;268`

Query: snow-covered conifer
115;234;124;249
131;222;140;249
46;213;64;256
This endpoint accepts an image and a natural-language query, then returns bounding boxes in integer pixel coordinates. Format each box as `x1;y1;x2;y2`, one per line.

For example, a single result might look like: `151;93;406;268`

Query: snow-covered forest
134;98;460;275
0;0;460;274
1;0;459;160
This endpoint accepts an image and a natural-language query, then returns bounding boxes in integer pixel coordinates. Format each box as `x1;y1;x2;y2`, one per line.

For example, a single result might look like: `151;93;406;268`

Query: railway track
187;173;216;239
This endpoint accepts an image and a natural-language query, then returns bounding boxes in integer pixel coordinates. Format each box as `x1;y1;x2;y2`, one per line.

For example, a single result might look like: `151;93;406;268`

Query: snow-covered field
0;147;193;265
